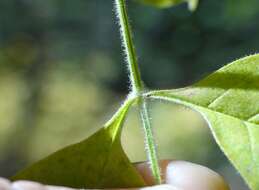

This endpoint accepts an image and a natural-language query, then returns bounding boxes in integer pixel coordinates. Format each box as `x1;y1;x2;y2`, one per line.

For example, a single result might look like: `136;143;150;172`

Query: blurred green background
1;0;259;189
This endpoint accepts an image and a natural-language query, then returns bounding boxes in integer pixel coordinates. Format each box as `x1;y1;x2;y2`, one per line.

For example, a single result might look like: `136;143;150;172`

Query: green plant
11;1;259;190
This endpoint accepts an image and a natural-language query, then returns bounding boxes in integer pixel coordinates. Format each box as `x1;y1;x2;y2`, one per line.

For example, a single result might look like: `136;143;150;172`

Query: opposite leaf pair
12;54;259;190
10;0;259;190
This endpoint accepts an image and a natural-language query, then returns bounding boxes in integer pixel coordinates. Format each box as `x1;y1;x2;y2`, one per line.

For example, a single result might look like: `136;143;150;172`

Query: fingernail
12;181;45;190
0;178;11;190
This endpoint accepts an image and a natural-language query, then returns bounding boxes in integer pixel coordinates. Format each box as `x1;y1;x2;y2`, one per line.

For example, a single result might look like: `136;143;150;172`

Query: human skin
0;160;230;190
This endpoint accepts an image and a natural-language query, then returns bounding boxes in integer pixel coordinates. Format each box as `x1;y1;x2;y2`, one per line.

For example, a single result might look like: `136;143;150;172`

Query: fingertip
165;161;230;190
0;178;11;190
135;160;230;190
12;180;45;190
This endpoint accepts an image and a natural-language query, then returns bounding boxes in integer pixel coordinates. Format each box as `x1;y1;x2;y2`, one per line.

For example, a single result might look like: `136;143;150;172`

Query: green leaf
11;98;145;189
138;0;199;11
148;54;259;190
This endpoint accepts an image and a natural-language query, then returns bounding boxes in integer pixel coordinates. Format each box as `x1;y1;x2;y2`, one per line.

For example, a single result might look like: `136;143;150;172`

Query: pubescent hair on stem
114;0;143;94
139;98;162;184
114;0;162;184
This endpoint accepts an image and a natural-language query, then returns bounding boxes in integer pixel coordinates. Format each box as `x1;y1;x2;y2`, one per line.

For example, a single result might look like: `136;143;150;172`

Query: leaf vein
149;93;258;125
243;122;256;166
207;89;231;108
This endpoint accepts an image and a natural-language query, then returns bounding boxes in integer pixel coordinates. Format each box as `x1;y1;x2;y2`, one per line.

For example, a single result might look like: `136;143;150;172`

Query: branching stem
114;0;161;184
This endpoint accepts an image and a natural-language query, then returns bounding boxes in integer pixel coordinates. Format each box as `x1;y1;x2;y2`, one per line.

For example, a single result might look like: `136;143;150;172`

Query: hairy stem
139;98;162;184
114;0;161;184
114;0;143;93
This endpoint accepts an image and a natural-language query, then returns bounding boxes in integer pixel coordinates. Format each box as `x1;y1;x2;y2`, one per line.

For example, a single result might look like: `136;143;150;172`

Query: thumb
135;160;230;190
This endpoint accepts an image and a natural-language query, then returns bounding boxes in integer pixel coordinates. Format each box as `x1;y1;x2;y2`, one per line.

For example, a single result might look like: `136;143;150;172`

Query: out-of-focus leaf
148;54;259;190
138;0;199;11
12;99;145;189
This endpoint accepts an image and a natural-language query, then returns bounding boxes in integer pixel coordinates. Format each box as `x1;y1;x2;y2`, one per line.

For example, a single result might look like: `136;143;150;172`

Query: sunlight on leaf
138;0;199;11
148;54;259;190
11;98;145;189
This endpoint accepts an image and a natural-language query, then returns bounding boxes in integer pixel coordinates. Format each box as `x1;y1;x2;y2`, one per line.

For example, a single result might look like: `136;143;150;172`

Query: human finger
0;178;11;190
1;160;230;190
134;160;230;190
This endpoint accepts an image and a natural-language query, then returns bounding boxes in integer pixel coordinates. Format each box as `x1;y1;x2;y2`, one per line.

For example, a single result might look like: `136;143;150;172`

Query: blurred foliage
138;0;199;11
1;0;259;189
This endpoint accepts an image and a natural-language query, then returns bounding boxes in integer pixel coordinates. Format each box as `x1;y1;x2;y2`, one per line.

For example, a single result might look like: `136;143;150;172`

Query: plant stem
139;98;162;184
114;0;143;93
114;0;161;184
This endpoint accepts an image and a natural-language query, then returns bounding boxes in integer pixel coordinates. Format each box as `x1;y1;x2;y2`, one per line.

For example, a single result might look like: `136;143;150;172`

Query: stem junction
114;0;162;184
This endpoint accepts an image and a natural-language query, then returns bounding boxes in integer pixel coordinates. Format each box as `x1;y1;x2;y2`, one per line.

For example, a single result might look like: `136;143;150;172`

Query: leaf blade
148;54;259;190
12;98;145;189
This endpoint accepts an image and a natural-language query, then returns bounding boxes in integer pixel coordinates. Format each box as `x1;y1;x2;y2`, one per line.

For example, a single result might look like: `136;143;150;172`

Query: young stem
114;0;143;93
114;0;161;184
139;98;162;184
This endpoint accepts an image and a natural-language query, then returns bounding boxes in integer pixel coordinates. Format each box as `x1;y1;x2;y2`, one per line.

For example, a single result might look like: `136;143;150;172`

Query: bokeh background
1;0;259;189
